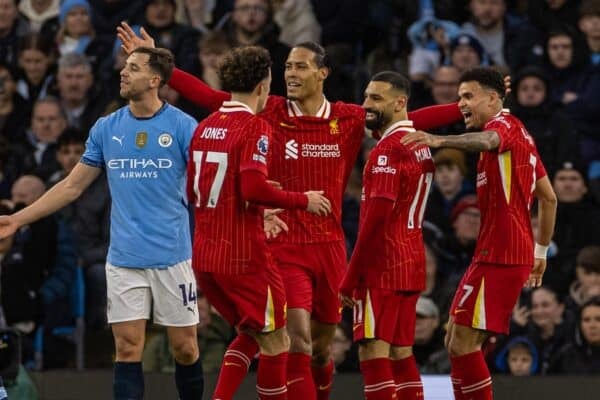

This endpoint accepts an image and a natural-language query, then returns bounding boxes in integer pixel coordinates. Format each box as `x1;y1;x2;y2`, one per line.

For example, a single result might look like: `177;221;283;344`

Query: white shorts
106;259;199;326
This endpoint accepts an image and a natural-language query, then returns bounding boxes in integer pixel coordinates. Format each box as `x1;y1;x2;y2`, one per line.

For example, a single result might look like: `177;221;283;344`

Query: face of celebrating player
284;47;327;102
119;52;161;100
457;80;501;129
362;80;406;131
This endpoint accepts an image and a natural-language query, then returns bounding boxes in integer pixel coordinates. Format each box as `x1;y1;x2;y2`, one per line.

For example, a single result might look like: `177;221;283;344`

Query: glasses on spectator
234;5;268;14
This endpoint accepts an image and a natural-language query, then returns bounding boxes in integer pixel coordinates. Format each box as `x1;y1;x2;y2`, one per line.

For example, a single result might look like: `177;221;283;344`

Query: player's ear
394;95;408;112
318;66;329;82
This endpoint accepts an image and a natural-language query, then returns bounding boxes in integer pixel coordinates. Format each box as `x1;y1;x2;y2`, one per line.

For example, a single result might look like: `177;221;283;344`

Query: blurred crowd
0;0;598;380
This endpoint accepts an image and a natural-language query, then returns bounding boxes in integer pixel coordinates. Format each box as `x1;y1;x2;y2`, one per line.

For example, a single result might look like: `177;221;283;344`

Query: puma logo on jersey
112;135;124;145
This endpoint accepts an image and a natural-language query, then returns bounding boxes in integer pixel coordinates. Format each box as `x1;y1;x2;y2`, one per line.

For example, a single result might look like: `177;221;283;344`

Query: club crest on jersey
257;135;269;155
377;155;388;166
158;132;173;148
329;119;340;135
135;132;148;148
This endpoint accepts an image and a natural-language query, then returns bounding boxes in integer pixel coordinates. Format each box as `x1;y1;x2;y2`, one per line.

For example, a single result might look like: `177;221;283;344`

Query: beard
364;108;390;131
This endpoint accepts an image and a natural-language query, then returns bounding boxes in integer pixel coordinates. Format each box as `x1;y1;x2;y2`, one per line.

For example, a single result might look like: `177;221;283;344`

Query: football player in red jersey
188;46;331;400
117;22;464;400
402;67;557;400
339;71;435;400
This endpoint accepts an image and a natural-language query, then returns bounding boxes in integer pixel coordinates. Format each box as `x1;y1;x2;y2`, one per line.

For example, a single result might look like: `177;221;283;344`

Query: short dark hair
580;0;600;18
370;71;411;97
459;67;504;98
294;42;329;68
131;47;175;86
218;46;272;93
57;127;86;150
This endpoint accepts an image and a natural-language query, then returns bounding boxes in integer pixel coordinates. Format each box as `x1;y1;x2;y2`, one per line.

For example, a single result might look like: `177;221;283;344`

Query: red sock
312;360;334;400
450;352;492;400
450;371;463;400
360;358;396;400
213;333;258;400
257;352;288;399
391;356;423;399
287;353;316;400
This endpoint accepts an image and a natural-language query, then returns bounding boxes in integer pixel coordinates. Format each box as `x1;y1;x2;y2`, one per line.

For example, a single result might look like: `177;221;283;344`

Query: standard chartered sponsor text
301;143;340;158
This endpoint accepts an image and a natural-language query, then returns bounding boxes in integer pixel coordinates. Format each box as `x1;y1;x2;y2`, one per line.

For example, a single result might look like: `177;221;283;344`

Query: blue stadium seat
32;266;86;370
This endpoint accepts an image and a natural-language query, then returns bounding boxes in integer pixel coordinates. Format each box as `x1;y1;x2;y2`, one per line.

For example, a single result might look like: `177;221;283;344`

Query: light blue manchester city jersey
81;103;196;268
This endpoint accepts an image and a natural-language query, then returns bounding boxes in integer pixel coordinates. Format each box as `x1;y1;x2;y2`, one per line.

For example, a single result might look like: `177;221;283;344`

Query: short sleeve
486;116;516;153
368;145;402;201
534;148;548;180
239;118;270;176
81;118;105;168
178;112;197;163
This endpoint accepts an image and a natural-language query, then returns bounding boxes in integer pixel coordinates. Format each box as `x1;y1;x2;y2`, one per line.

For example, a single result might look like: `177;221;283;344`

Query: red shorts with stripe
196;262;286;333
352;288;420;346
450;262;531;334
270;241;346;324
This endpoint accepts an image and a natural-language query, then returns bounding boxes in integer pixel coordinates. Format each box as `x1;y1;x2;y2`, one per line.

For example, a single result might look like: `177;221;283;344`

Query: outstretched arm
408;103;463;131
117;22;231;112
401;130;500;152
0;163;100;239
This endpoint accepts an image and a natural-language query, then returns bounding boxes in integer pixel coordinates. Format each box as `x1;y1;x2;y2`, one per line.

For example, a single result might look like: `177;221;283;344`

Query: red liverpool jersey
360;121;435;291
260;96;364;244
474;110;547;265
187;101;272;274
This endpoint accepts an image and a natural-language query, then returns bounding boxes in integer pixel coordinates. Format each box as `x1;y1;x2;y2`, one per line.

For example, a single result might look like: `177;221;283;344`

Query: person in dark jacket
547;296;600;374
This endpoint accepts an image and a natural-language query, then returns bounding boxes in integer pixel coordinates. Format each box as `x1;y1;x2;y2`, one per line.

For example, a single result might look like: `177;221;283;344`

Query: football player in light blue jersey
0;47;203;400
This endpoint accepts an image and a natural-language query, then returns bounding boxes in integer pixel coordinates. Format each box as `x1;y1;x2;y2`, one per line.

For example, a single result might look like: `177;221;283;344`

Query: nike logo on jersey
112;135;124;145
318;382;332;391
454;309;467;314
280;122;297;129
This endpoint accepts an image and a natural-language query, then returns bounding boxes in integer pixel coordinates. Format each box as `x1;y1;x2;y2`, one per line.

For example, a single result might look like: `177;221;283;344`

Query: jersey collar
380;120;415;140
286;96;331;118
219;101;255;114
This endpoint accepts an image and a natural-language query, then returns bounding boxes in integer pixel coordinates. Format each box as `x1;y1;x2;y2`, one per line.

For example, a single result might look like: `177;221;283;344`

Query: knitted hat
60;0;92;24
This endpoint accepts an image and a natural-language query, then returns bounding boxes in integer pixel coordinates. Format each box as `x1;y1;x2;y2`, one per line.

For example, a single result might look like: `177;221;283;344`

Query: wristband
534;243;549;259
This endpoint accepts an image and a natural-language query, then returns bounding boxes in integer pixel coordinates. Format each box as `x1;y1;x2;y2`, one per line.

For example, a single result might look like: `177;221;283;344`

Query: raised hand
117;22;155;55
305;191;332;216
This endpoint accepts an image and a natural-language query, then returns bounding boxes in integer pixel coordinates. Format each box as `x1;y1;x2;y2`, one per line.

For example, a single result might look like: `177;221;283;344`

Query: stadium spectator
272;0;321;47
54;53;109;134
178;0;233;33
413;297;445;368
15;33;56;105
565;246;600;315
0;61;29;143
19;0;59;33
309;0;367;47
0;0;29;70
547;296;600;374
0;175;78;368
547;161;600;295
196;30;230;90
446;33;488;73
143;0;200;73
425;149;471;235
494;336;539;376
462;0;508;66
11;97;66;182
510;65;579;176
511;286;573;374
527;0;582;33
87;0;144;37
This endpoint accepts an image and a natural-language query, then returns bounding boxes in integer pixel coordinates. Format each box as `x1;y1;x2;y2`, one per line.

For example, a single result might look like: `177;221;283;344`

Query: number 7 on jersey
192;150;228;208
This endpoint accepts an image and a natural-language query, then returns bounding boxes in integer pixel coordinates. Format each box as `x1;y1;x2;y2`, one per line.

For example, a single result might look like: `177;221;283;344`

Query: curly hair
218;46;272;93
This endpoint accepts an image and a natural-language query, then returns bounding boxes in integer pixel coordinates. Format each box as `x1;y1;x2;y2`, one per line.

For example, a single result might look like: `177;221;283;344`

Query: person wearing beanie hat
552;161;589;203
448;33;488;73
56;0;94;56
